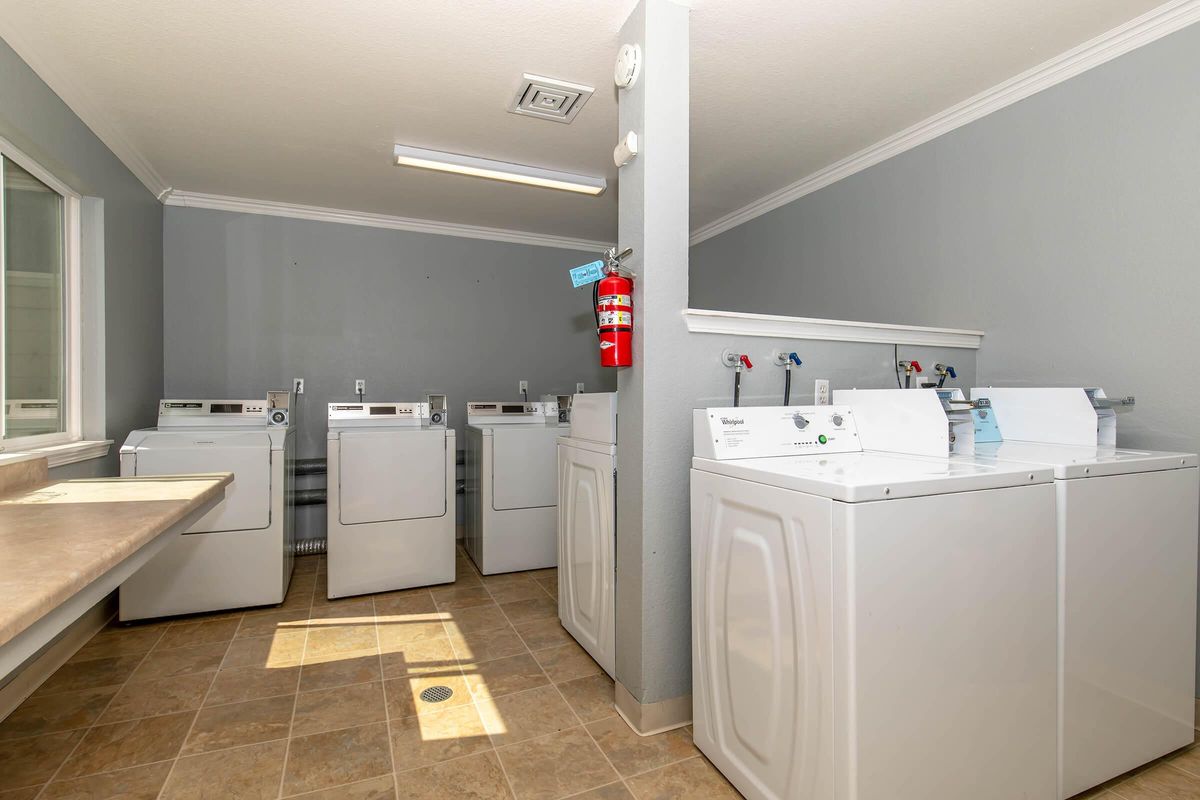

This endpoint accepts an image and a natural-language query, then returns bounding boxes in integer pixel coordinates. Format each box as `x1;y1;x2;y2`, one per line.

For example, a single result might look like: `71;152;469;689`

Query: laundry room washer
119;393;296;621
464;398;568;574
557;392;617;677
969;387;1200;798
326;397;455;599
691;405;1058;800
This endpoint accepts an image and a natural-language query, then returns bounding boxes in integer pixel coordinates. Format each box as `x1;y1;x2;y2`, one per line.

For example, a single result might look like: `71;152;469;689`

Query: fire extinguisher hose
592;279;601;337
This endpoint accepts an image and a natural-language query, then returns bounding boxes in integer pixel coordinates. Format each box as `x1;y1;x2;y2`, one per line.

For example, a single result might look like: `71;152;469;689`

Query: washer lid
337;428;447;524
970;441;1197;479
692;451;1051;502
129;430;272;532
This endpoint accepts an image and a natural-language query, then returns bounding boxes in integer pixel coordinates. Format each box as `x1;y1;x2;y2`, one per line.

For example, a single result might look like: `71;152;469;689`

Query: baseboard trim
614;681;691;737
0;594;115;721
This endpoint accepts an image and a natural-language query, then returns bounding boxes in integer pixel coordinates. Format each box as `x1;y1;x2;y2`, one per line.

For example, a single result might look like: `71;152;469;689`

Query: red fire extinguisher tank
596;272;633;367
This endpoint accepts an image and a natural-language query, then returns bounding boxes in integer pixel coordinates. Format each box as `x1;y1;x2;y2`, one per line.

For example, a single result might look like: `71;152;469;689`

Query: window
0;139;82;453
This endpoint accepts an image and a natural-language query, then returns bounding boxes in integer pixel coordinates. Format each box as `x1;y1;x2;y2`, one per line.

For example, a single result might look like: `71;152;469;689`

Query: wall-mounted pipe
296;458;327;476
291;488;326;506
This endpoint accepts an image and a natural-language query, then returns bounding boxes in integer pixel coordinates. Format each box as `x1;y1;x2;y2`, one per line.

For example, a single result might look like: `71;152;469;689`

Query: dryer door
131;431;272;533
338;429;447;524
558;442;616;676
492;426;559;510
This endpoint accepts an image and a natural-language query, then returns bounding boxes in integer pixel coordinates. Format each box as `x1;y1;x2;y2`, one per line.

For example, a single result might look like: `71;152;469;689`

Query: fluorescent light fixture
393;144;606;196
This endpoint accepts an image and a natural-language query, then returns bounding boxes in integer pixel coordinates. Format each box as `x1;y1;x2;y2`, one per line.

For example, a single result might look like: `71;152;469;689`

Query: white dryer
464;399;567;574
557;392;617;677
691;405;1058;800
119;395;296;621
970;387;1199;798
326;398;455;599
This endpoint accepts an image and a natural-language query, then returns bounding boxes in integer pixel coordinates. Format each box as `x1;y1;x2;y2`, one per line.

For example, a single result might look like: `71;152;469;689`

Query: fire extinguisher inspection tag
569;260;606;288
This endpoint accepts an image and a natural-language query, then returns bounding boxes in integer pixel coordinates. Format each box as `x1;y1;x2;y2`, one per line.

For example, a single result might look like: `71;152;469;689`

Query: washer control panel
328;402;429;420
694;405;861;460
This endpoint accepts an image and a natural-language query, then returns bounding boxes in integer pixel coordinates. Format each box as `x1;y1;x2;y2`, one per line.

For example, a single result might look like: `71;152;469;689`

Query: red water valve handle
910;360;923;373
739;354;754;369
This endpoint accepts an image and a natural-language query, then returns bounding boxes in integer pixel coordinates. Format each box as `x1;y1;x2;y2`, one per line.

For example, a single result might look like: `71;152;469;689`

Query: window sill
0;440;113;469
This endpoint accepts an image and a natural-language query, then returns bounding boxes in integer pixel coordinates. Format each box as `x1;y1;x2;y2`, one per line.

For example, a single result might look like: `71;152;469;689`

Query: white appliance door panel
133;432;271;533
845;483;1058;800
690;469;834;800
338;430;446;524
492;427;559;510
558;444;615;676
1061;469;1199;797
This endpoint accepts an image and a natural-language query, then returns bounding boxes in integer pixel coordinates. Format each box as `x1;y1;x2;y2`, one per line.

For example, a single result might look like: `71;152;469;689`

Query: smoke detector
508;74;594;124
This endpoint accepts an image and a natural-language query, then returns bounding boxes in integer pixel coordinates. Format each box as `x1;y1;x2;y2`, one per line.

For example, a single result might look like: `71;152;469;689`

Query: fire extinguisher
594;252;633;368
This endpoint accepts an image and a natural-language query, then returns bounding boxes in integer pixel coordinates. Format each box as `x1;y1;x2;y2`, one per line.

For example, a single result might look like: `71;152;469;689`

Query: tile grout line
9;560;320;798
432;582;514;798
30;623;172;799
487;570;676;798
478;576;532;799
271;566;316;800
483;573;634;800
152;613;252;799
372;592;401;795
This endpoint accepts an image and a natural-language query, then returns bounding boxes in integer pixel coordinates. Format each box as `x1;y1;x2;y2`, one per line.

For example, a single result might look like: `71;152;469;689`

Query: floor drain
420;685;454;703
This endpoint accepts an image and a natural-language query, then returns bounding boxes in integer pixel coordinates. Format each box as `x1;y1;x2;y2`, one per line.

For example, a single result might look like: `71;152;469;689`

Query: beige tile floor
1068;725;1200;800
0;550;741;800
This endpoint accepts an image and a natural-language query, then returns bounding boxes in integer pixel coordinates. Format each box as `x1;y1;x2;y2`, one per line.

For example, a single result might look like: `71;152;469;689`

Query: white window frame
0;135;84;455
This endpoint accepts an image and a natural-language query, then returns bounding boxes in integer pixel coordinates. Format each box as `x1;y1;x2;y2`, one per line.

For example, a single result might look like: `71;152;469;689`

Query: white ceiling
0;0;1172;245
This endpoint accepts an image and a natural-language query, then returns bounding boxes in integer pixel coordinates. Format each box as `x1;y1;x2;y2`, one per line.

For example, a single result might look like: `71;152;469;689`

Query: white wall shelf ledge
0;440;112;469
684;308;984;349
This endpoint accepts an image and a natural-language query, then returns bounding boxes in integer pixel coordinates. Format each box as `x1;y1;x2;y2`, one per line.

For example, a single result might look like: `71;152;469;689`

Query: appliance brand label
701;406;861;460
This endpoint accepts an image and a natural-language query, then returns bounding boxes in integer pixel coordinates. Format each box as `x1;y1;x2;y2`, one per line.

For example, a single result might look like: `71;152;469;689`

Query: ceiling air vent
508;74;594;124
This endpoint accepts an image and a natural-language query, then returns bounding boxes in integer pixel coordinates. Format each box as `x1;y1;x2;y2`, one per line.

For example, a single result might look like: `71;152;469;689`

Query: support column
614;0;693;734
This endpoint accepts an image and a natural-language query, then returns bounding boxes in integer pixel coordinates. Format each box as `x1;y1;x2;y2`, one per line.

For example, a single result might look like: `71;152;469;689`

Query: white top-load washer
119;393;296;621
691;405;1058;800
835;386;1200;798
556;392;617;677
326;396;455;599
464;397;568;574
968;387;1199;798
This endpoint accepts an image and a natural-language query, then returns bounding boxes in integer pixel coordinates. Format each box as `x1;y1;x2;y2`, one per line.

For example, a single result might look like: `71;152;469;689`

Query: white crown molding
685;308;984;349
164;191;614;252
690;0;1200;246
0;21;171;199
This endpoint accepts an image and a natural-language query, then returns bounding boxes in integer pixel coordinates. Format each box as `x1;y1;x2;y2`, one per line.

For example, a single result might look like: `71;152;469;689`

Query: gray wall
690;24;1200;682
0;37;164;477
163;206;615;539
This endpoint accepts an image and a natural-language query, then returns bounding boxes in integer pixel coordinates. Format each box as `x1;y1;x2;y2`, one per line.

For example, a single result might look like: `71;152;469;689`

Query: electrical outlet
354;379;365;396
576;382;585;394
292;378;304;395
814;379;831;405
519;380;528;396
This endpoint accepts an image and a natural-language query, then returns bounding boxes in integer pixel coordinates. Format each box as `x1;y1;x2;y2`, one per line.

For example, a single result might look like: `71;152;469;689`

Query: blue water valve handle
788;352;803;366
946;366;957;378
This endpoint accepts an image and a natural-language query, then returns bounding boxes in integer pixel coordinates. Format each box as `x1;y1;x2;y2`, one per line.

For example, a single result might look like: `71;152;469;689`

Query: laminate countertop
0;457;231;649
